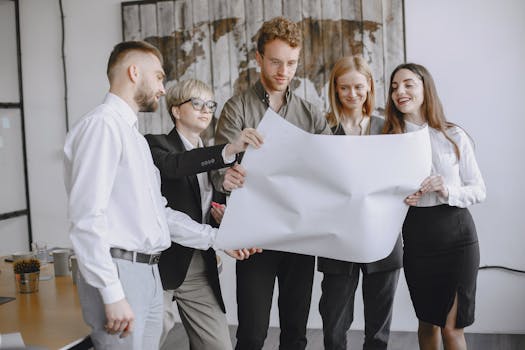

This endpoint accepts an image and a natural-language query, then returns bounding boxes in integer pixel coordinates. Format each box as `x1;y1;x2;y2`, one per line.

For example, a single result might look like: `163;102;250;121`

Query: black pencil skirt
402;205;480;328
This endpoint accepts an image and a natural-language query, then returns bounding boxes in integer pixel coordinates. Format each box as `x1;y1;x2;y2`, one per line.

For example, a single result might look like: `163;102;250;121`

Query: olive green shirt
213;80;331;191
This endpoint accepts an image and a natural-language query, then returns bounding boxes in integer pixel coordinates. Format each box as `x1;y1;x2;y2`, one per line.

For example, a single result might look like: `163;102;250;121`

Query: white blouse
405;121;486;208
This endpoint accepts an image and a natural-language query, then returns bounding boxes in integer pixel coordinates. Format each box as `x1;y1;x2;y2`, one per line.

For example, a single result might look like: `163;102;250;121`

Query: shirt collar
359;116;371;135
254;79;292;107
405;120;428;132
359;116;370;128
176;129;202;151
104;93;138;128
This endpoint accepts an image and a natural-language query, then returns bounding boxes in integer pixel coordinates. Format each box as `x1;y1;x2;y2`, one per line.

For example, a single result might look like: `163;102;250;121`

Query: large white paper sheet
216;109;431;263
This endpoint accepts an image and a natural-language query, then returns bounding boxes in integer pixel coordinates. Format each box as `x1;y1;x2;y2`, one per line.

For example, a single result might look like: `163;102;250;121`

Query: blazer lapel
332;124;346;135
168;129;202;207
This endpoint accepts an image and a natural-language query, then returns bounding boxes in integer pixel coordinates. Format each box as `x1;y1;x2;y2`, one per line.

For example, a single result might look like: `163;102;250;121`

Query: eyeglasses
177;97;218;113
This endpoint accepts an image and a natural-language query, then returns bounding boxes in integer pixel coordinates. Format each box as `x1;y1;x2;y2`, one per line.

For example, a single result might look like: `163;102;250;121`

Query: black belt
110;248;161;265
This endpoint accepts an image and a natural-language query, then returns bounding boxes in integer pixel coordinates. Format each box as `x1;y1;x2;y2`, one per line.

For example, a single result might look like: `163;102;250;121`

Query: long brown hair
383;63;461;159
326;55;375;128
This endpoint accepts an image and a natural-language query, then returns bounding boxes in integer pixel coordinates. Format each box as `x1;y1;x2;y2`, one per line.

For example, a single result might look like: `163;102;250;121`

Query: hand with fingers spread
224;247;263;260
104;298;135;338
223;163;246;191
419;174;449;198
224;128;264;158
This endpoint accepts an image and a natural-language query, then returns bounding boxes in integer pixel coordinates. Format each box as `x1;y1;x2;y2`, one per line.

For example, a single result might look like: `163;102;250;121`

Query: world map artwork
144;17;384;114
122;0;404;135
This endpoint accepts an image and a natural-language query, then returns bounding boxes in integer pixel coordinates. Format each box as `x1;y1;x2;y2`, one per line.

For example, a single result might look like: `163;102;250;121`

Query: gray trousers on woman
76;258;163;350
160;251;232;350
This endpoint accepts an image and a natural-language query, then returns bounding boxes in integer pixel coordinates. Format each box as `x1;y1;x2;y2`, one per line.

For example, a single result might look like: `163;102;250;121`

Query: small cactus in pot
13;258;41;293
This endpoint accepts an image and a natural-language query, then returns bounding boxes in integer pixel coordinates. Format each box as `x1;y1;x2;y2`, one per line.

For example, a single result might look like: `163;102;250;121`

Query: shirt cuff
209;228;219;250
445;185;460;207
99;281;126;304
221;145;236;164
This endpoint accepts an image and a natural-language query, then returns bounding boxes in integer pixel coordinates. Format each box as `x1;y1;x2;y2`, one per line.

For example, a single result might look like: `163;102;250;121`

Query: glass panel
0;109;26;213
0;216;29;255
0;1;19;103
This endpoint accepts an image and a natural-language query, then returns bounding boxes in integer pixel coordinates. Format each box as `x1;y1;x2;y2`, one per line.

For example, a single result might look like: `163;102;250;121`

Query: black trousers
235;250;315;350
319;266;400;350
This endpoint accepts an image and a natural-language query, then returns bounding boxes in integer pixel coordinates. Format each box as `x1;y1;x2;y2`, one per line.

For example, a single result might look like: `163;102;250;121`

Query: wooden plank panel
321;0;343;112
282;0;304;98
157;2;174;36
341;0;362;56
383;0;404;97
174;0;195;81
157;1;175;133
282;0;302;22
140;3;158;39
263;0;282;20
229;0;247;95
192;0;212;86
301;0;324;108
138;3;159;134
122;5;141;41
209;0;232;119
362;0;385;113
120;0;405;132
191;0;213;142
244;0;263;87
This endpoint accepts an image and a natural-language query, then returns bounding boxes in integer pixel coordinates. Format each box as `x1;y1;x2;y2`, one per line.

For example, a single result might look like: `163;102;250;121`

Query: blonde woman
145;79;262;349
318;56;402;350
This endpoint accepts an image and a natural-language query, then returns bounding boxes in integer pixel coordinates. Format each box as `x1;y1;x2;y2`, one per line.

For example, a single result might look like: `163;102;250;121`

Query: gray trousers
160;251;232;350
77;258;163;350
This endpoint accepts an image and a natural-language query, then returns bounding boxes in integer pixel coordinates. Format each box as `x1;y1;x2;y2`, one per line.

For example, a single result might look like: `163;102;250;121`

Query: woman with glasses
145;79;263;349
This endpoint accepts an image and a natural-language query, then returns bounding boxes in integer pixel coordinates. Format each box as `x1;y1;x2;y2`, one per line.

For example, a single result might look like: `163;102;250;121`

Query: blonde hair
326;55;375;127
166;79;214;121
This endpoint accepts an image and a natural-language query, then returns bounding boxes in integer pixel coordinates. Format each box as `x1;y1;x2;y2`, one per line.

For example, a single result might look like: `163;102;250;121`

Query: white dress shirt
64;93;218;304
177;130;214;223
405;121;486;208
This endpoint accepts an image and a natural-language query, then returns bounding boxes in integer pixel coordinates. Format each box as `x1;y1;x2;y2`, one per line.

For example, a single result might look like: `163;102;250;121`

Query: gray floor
162;323;525;349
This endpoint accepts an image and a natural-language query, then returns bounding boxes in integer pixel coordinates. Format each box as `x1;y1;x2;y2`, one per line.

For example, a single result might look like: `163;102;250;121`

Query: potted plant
13;258;41;293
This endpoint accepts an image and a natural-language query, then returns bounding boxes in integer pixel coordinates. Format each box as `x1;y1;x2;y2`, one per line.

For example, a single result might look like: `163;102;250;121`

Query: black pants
235;250;315;350
319;266;400;350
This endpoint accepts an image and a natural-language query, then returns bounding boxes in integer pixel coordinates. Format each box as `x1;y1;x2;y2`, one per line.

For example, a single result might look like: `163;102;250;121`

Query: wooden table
0;258;89;349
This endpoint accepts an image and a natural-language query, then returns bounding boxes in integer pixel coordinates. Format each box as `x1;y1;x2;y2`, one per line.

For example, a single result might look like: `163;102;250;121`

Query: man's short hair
256;17;302;55
106;41;163;80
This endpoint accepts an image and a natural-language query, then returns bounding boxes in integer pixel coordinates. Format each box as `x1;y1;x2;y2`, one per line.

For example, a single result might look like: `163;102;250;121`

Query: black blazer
317;117;403;274
145;128;234;312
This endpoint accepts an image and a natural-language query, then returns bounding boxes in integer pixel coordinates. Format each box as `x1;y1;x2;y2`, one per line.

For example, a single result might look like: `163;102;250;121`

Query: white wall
404;0;525;333
5;0;524;333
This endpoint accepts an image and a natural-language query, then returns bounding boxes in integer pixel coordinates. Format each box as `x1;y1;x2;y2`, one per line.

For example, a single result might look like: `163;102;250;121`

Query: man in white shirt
63;41;223;349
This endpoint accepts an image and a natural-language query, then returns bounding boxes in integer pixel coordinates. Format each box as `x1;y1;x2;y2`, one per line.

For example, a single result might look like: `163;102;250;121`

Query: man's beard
134;82;158;112
261;70;289;93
